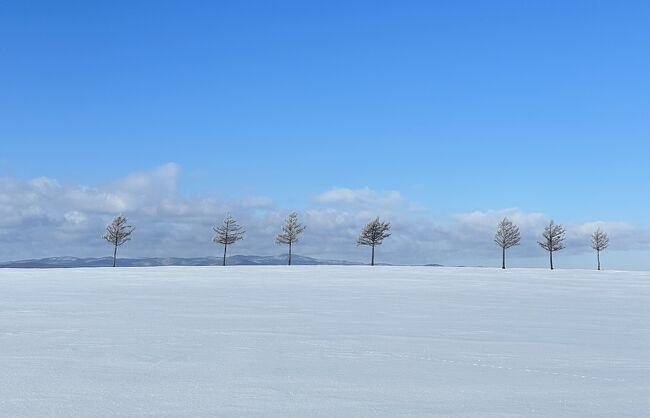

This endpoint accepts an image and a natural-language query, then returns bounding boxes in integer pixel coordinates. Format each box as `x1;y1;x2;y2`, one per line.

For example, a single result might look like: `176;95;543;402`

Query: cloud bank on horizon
1;163;649;269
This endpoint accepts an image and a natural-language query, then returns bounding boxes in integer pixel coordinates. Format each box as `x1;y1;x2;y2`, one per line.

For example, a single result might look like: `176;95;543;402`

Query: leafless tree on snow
591;228;609;271
357;217;391;266
537;220;566;270
276;212;306;265
213;214;245;266
494;217;521;269
103;215;134;267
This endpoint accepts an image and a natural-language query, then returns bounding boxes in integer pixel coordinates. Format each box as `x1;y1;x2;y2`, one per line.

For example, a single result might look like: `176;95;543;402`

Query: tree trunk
222;243;227;266
597;250;601;271
113;244;117;268
502;246;506;269
550;250;554;270
288;242;292;266
371;244;375;266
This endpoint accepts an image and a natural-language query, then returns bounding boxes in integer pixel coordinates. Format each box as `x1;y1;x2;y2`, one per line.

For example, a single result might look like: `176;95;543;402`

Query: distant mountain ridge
0;255;364;268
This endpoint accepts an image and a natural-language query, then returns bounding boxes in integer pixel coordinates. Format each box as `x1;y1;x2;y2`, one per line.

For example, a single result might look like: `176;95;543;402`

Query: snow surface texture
0;266;649;417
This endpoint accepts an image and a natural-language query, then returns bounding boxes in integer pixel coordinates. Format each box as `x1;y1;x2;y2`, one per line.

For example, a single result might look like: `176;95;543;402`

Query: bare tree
276;212;306;265
537;220;566;270
357;217;391;266
213;214;245;266
494;217;521;269
591;228;609;271
103;215;134;267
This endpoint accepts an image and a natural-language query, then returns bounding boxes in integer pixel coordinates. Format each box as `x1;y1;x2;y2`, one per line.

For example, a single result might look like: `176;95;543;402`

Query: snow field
0;266;649;417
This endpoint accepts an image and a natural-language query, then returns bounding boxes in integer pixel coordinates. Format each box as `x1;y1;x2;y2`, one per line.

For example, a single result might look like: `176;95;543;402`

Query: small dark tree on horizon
357;217;391;266
213;214;245;266
591;228;609;271
276;212;306;265
494;217;521;269
537;220;566;270
103;215;134;267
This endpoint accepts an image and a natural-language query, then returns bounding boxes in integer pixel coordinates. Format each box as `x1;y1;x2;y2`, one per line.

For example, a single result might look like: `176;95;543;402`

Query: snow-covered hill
0;266;648;417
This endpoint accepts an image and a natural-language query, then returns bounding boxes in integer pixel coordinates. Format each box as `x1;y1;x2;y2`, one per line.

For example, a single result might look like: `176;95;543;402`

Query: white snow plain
1;266;649;417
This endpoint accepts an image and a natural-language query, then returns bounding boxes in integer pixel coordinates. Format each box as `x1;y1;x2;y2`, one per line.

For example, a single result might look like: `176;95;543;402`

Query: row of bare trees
103;214;609;270
211;213;307;266
495;217;610;270
210;214;391;266
103;213;391;267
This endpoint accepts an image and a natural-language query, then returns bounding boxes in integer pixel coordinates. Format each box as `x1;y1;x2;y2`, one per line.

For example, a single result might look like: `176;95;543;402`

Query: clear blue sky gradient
1;1;649;224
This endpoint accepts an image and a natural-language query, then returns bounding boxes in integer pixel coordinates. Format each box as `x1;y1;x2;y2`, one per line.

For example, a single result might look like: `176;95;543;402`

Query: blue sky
1;1;649;267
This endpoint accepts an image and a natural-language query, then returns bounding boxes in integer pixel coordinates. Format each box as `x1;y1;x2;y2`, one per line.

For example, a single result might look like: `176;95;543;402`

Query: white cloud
314;187;404;208
63;211;87;225
453;208;546;231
